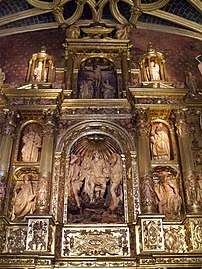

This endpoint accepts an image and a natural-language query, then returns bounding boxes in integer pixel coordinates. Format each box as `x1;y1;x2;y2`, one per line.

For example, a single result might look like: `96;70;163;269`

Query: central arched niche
54;120;136;225
66;133;125;223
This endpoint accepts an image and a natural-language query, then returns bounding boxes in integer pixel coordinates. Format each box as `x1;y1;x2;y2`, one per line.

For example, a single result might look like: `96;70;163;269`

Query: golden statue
26;46;54;84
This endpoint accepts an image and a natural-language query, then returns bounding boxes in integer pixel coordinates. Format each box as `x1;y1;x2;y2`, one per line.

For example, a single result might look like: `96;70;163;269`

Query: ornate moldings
0;218;7;253
51;153;62;221
2;109;20;136
0;175;6;213
7;227;27;253
26;218;53;252
136;216;164;253
163;225;186;253
130;153;140;220
55;260;137;268
184;217;202;252
62;226;130;257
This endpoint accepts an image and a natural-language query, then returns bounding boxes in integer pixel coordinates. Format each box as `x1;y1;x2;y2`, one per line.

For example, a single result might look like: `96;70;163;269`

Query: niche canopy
139;42;174;88
27;46;54;87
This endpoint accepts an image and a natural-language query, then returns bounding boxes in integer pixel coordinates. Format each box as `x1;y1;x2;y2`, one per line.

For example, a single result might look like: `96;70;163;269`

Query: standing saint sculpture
0;68;6;87
12;175;36;220
102;80;115;98
68;154;83;208
109;153;123;211
150;123;170;160
154;171;182;219
33;61;47;82
79;80;94;99
87;151;110;203
21;129;42;162
151;61;160;80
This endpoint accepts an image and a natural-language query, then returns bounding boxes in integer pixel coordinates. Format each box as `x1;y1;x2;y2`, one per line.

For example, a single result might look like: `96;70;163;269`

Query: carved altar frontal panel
136;217;164;254
62;225;130;257
26;218;49;251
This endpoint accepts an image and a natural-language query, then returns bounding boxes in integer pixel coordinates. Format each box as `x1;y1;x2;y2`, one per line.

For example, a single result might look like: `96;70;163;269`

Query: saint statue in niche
146;60;160;81
150;123;171;160
154;171;182;220
20;124;42;162
33;61;47;83
12;174;36;221
0;68;6;86
101;79;115;98
79;80;94;99
67;135;124;223
78;57;117;98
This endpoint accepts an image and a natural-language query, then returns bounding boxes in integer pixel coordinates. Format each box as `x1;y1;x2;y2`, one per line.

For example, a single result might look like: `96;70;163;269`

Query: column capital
172;108;189;137
2;109;20;136
134;108;150;137
42;109;57;136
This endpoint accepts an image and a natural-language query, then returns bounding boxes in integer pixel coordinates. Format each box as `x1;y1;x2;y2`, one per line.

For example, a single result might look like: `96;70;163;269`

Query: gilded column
35;109;56;214
64;46;74;90
122;50;129;90
174;109;201;213
0;109;19;214
135;109;156;214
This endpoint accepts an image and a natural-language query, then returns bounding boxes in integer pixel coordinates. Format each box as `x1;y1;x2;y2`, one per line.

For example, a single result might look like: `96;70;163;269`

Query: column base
25;215;55;253
136;214;165;254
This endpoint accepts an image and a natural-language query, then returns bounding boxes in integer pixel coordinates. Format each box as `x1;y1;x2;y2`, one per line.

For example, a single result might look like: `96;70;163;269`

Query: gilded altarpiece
0;22;202;269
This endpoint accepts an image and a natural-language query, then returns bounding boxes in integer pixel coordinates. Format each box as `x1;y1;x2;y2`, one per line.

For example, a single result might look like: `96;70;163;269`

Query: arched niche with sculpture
66;134;125;223
26;46;54;84
139;43;173;88
18;123;42;162
152;166;182;221
77;57;118;99
150;121;174;161
10;167;39;221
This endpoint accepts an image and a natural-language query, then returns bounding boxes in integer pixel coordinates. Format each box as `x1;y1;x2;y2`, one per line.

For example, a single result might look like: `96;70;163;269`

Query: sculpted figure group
154;171;182;219
68;151;123;212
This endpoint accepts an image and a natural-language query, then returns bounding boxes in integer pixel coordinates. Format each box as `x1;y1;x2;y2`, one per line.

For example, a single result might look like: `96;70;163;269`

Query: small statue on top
185;71;200;95
0;68;6;87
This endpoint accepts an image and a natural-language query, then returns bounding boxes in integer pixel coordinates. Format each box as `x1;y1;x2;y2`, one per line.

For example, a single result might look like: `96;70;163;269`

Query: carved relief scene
0;0;202;267
67;134;125;223
78;57;117;99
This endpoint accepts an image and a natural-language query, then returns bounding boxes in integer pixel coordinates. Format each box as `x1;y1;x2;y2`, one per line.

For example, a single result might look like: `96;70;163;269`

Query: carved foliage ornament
164;226;185;253
26;219;49;251
142;220;164;251
7;228;27;253
62;227;130;257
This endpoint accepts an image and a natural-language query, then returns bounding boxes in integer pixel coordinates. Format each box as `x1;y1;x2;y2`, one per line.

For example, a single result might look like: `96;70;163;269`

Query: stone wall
0;28;201;87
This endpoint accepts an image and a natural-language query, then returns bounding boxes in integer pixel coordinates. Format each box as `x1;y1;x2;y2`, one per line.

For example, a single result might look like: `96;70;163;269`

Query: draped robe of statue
12;175;35;220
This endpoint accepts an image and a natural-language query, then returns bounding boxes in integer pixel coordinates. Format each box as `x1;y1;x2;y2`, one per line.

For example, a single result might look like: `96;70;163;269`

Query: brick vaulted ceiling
0;0;201;40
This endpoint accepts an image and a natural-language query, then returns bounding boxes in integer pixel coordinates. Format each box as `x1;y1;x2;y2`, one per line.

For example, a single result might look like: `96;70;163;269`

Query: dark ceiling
0;0;201;40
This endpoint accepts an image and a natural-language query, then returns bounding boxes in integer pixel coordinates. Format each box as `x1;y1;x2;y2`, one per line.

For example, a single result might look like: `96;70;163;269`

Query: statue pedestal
183;215;202;252
136;214;165;254
25;215;55;253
